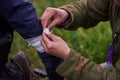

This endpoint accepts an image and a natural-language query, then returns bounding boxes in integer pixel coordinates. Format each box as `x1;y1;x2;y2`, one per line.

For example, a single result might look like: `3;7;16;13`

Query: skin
41;7;69;30
41;7;70;59
114;0;120;6
40;0;120;59
40;0;120;30
41;33;70;59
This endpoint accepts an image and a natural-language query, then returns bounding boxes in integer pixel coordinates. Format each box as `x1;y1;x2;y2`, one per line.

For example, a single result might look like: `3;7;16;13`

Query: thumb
46;34;55;40
47;34;60;42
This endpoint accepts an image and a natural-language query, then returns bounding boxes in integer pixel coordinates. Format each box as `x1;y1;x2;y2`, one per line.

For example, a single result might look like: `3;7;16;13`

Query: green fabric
57;0;120;79
56;49;107;80
59;0;110;30
56;49;80;79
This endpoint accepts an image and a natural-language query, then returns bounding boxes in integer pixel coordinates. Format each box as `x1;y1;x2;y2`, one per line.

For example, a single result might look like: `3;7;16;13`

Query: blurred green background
9;0;112;80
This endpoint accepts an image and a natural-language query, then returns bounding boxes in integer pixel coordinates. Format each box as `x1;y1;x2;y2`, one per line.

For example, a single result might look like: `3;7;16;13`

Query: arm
41;0;110;30
56;49;120;80
58;0;110;30
0;0;44;52
56;49;107;80
41;33;120;80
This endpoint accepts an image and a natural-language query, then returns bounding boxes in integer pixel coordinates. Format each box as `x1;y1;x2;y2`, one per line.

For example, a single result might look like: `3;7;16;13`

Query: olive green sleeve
58;0;110;30
56;49;120;80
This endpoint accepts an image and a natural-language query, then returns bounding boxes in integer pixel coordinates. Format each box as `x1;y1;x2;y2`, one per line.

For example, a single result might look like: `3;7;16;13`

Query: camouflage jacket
56;0;120;80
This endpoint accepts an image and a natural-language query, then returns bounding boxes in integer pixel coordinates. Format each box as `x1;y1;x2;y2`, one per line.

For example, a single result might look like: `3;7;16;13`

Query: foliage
9;0;112;80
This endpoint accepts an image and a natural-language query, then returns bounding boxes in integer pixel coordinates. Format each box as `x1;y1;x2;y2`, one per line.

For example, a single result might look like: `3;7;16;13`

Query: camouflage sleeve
56;49;120;80
58;0;110;30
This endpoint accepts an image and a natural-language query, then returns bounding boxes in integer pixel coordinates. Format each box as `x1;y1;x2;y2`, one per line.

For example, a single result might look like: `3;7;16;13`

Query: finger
41;17;50;30
42;33;52;45
41;13;52;30
40;18;48;30
48;18;62;30
47;34;61;42
41;38;47;51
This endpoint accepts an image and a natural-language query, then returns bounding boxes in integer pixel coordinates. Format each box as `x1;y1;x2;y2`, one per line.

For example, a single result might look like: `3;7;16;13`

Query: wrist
61;8;71;24
63;48;70;59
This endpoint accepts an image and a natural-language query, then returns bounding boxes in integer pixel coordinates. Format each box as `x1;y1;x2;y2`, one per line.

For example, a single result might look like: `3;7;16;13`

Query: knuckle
47;44;53;49
41;17;46;21
40;17;45;21
40;17;43;21
46;7;56;13
46;7;52;11
57;36;62;39
40;16;44;20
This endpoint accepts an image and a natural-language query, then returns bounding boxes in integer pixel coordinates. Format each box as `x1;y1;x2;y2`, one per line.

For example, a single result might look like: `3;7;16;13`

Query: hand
41;7;69;30
41;33;70;59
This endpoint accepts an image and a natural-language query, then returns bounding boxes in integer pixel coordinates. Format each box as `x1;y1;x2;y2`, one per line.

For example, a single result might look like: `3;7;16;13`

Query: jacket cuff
56;49;81;77
57;6;74;29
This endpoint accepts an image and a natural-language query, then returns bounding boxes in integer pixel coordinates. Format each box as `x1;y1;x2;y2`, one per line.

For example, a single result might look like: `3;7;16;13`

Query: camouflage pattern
56;0;120;80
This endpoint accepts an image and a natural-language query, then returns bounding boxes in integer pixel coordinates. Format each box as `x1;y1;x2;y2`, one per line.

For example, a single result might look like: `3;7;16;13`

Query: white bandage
43;28;51;34
26;28;51;53
26;35;45;53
